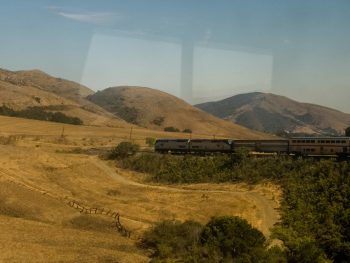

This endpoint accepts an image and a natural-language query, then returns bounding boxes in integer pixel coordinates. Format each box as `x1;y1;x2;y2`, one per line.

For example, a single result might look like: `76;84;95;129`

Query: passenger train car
155;137;350;157
289;137;350;156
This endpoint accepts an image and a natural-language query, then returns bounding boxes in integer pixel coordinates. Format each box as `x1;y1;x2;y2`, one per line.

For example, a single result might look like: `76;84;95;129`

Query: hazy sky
1;0;350;112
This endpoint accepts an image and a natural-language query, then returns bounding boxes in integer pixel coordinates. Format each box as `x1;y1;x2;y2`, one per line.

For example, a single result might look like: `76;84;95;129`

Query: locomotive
155;137;350;157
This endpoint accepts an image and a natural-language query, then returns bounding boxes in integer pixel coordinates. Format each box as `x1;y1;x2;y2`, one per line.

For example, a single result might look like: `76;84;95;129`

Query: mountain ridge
196;92;350;135
0;68;127;127
87;86;271;139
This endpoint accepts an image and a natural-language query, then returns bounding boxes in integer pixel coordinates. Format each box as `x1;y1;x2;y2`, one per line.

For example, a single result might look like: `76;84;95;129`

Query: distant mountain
0;68;126;127
195;92;350;135
87;86;270;139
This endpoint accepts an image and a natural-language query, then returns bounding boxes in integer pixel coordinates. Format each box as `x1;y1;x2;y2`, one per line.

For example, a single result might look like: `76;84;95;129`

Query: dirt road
91;156;280;236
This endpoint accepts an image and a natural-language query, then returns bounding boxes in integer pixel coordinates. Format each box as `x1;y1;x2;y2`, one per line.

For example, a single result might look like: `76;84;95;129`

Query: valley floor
0;116;280;262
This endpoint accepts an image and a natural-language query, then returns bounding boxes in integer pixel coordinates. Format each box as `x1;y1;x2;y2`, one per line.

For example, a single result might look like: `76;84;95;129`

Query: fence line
0;169;131;237
66;198;130;237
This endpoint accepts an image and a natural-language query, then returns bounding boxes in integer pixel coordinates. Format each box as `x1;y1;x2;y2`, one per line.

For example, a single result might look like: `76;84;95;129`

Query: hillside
196;92;350;135
87;86;270;139
0;68;126;127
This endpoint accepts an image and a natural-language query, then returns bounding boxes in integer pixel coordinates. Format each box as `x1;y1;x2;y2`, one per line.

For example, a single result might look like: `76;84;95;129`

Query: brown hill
0;68;127;127
196;92;350;135
87;86;270;139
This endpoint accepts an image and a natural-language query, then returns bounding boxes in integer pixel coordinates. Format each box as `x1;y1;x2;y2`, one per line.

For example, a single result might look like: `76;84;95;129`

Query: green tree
200;216;267;262
346;126;350;136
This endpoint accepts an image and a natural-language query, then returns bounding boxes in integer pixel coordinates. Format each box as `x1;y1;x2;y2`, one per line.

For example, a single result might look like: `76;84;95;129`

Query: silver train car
155;139;232;154
289;137;350;156
155;137;350;157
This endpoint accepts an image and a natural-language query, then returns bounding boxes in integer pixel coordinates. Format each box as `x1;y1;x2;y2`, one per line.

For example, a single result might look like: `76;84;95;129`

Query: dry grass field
0;115;281;262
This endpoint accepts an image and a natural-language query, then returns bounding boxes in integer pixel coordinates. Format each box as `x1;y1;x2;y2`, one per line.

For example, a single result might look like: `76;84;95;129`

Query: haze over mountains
2;67;349;137
196;92;350;135
0;68;266;139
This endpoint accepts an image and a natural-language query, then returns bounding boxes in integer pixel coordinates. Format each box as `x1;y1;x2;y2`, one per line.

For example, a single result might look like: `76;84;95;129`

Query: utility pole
181;38;194;103
129;127;133;142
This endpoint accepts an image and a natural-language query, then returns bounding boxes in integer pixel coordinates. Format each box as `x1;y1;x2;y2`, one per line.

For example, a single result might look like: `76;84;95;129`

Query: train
154;137;350;157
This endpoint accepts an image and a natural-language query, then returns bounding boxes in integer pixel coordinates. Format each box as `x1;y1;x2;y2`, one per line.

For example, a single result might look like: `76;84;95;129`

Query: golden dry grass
0;116;281;262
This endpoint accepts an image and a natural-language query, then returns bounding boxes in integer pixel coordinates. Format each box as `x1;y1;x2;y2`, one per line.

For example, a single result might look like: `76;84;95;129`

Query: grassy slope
0;116;280;262
0;69;127;127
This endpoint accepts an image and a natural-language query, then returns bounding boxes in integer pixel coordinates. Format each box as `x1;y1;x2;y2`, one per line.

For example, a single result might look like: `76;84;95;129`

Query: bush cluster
163;126;192;133
0;105;83;125
164;126;180;132
108;141;140;160
121;153;350;262
140;216;284;262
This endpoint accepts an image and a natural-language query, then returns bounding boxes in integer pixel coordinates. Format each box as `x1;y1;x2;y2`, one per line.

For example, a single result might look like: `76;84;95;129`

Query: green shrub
152;116;165;126
140;216;278;262
200;216;267;262
164;126;180;132
140;220;202;259
145;137;156;147
108;141;140;159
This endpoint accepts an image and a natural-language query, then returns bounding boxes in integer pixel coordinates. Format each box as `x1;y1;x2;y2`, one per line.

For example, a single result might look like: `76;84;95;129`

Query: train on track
155;137;350;157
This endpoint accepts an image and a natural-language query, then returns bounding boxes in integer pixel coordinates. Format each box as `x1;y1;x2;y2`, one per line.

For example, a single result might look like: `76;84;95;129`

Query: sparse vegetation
182;128;192;133
145;137;156;147
152;116;165;126
0;105;83;125
0;135;20;145
164;126;180;132
67;215;112;233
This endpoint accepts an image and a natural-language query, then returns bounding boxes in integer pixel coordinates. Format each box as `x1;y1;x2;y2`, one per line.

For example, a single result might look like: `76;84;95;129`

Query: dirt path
91;156;280;236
